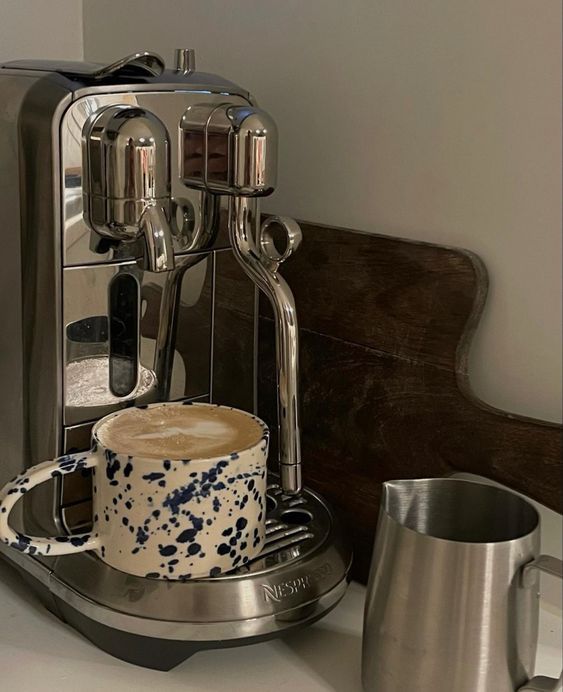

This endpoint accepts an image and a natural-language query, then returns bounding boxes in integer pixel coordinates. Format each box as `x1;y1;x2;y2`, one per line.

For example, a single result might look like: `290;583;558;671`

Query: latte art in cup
96;404;264;459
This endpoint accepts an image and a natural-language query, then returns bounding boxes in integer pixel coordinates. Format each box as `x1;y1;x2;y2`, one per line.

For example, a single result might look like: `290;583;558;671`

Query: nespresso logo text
262;563;333;603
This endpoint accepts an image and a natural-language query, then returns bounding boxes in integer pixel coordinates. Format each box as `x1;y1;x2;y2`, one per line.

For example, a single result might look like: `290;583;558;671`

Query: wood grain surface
251;221;562;583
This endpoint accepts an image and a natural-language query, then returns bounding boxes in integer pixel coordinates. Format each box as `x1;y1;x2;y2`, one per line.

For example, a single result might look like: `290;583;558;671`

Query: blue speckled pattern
0;403;269;579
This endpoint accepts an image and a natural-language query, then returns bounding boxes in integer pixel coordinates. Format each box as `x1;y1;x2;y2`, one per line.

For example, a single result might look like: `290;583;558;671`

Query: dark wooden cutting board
210;220;561;583
251;221;562;583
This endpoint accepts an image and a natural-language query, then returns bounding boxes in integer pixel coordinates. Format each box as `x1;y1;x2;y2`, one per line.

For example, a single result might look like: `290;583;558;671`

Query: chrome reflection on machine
0;49;351;670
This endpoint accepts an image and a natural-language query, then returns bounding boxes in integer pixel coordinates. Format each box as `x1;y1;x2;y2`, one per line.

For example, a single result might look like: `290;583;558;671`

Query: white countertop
0;558;560;692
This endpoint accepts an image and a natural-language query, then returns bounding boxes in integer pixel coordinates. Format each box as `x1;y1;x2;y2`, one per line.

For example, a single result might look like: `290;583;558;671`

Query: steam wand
180;102;303;494
228;197;303;495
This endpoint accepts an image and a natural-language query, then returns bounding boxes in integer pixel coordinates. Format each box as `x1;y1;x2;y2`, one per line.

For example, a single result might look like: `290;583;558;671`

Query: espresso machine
0;50;351;668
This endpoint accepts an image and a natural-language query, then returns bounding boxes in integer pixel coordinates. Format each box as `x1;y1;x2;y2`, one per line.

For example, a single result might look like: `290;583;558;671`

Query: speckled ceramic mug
0;402;269;580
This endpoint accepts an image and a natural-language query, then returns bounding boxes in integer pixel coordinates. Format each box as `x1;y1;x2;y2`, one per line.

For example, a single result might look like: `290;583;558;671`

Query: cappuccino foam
96;404;263;459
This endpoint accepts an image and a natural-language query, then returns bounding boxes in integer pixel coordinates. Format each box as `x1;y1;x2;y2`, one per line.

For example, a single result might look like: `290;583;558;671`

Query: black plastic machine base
10;560;344;671
54;596;340;671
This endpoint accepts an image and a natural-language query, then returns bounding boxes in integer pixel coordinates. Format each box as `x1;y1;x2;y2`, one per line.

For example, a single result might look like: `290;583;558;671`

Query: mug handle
518;555;563;692
0;451;100;556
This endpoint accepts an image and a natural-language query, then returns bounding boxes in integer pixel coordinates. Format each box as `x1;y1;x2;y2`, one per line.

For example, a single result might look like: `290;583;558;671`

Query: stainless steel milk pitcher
362;478;562;692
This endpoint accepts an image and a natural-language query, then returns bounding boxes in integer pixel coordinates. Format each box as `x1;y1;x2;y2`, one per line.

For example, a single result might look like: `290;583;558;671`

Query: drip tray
1;479;351;669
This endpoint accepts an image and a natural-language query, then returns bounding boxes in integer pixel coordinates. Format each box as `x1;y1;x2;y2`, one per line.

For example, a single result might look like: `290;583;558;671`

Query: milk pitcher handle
0;452;100;556
518;555;563;692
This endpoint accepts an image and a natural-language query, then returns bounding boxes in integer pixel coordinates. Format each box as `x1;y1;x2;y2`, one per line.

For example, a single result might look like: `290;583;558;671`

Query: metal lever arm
229;197;302;494
92;51;165;79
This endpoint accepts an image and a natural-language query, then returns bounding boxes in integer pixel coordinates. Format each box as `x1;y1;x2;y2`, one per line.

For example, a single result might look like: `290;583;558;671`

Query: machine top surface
0;50;249;99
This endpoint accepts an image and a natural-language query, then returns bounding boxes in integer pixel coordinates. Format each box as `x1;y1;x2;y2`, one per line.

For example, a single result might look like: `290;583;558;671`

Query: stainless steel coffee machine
0;50;350;668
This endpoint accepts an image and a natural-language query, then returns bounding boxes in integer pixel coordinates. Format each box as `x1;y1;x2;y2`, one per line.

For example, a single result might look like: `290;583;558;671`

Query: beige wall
0;0;83;62
80;1;561;423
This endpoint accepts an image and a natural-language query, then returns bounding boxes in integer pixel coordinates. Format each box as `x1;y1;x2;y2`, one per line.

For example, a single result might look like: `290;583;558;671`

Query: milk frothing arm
229;197;302;494
180;102;304;494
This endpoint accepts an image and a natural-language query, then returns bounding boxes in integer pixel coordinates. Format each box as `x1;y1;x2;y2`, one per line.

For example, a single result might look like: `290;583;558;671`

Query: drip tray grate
232;483;316;572
228;482;327;576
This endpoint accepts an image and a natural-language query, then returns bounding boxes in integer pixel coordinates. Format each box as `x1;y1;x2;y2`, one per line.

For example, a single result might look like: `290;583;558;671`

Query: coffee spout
83;104;174;273
140;203;175;273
